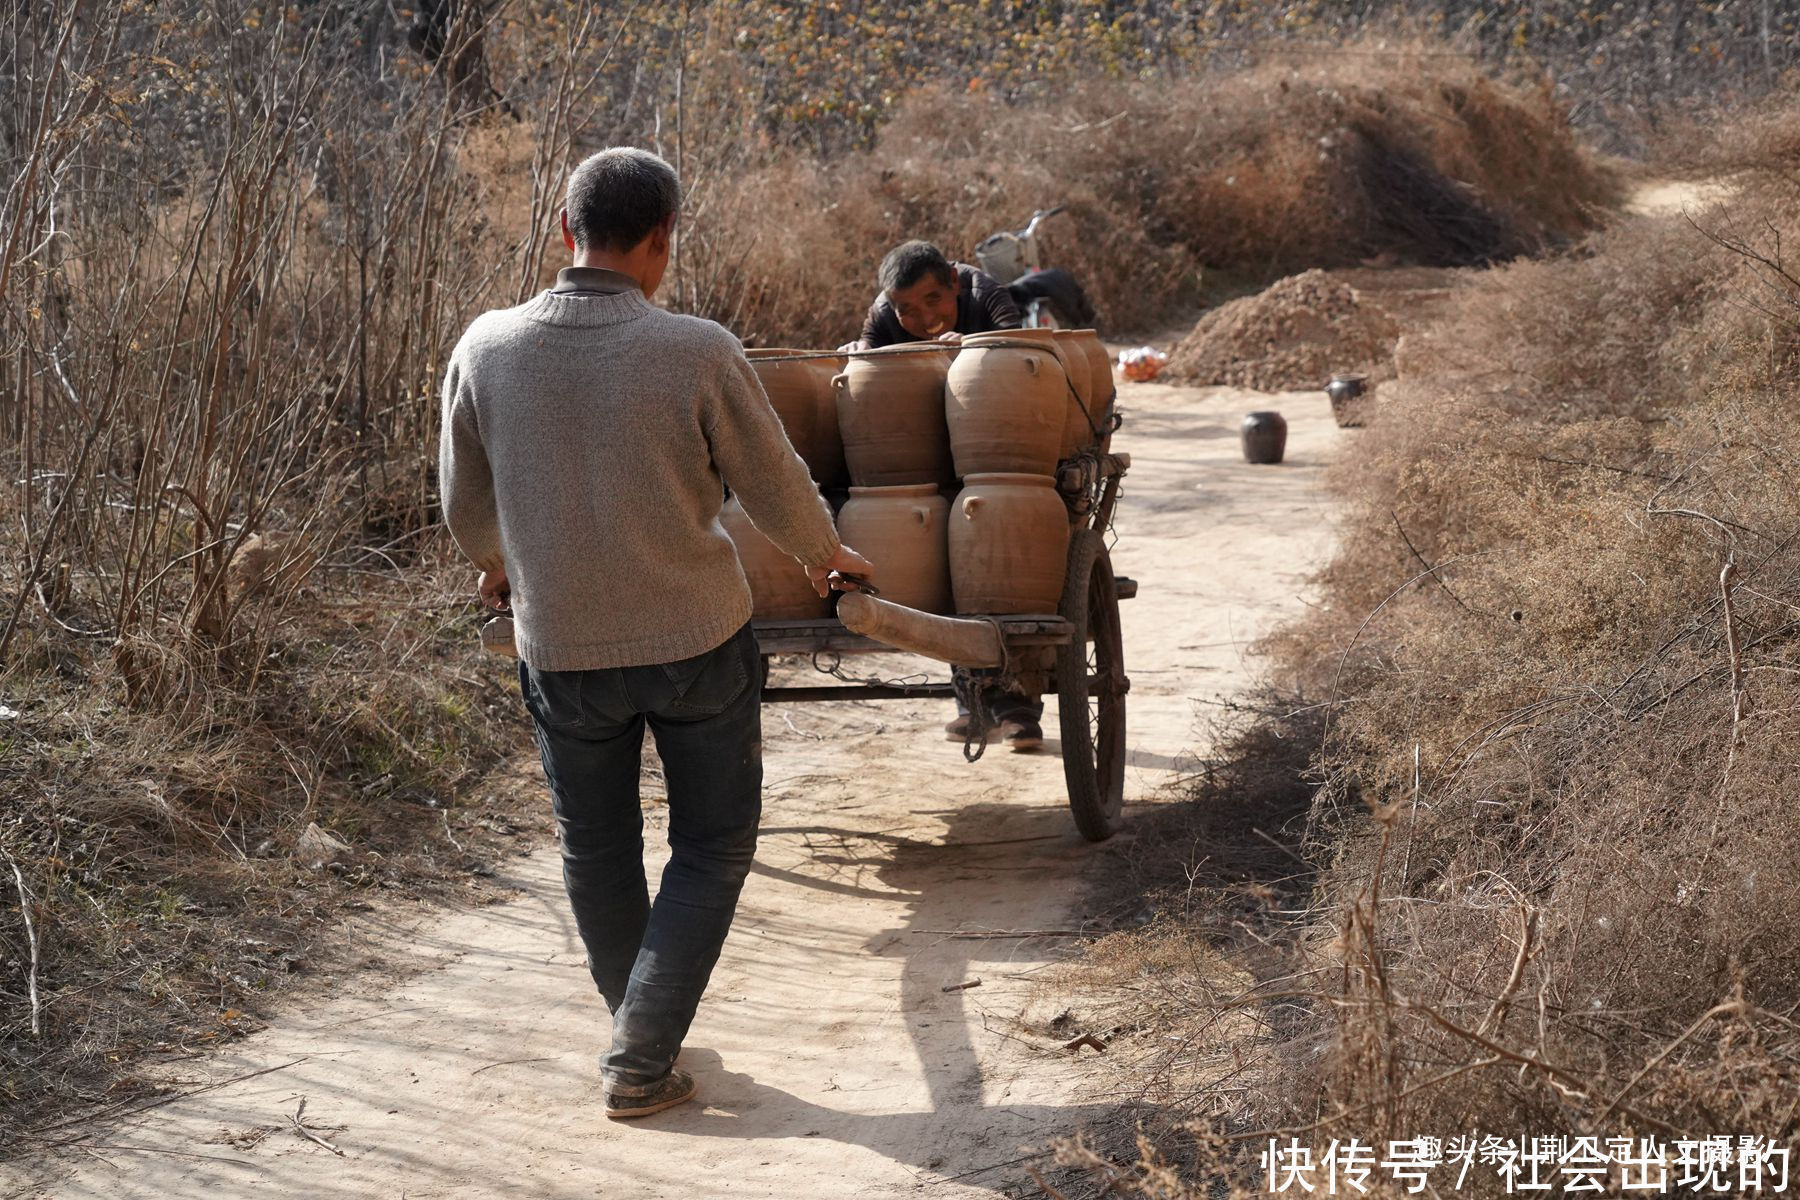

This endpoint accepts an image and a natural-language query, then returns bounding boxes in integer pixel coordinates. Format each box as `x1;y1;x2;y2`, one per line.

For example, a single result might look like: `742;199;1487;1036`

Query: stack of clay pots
728;333;1115;620
940;329;1114;614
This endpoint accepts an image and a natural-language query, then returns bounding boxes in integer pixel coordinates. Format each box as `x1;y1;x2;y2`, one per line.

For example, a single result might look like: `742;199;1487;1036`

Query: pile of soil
1165;269;1402;392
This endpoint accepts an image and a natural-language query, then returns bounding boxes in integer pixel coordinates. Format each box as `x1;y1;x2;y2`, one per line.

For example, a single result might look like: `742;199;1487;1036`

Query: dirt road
2;376;1340;1199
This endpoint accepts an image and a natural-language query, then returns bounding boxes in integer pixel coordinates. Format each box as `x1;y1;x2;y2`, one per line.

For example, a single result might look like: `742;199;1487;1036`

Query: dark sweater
859;263;1022;348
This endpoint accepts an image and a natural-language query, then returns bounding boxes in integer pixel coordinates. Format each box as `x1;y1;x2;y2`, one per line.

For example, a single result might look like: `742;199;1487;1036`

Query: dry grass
0;566;533;1139
0;0;594;1141
1065;106;1800;1198
1046;701;1328;1193
688;42;1616;347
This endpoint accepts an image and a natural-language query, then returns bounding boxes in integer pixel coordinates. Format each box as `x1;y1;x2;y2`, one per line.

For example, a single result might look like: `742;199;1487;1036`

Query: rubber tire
1057;529;1126;842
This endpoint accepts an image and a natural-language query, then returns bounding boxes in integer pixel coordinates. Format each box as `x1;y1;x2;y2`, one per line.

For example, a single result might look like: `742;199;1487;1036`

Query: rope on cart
956;673;991;764
953;616;1017;763
809;650;934;692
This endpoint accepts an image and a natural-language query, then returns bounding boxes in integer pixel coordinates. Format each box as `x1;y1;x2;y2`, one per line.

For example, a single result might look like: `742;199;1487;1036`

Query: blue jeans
518;622;763;1094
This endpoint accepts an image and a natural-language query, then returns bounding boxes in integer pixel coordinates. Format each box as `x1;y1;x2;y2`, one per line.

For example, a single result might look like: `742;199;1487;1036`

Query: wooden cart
480;341;1134;841
758;449;1133;842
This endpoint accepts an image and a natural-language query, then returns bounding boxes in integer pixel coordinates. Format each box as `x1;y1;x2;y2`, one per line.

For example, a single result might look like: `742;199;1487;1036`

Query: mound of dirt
1165;270;1401;391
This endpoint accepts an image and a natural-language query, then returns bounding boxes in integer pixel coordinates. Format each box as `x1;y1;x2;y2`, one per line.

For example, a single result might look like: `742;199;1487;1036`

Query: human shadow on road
744;797;1124;1190
663;1047;1146;1195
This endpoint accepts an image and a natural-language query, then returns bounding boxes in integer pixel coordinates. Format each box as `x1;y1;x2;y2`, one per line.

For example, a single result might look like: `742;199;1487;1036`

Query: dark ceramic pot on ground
1241;411;1288;464
1327;374;1368;428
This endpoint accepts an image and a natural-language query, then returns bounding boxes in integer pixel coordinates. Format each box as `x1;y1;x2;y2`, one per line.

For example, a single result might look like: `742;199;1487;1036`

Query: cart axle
762;682;956;704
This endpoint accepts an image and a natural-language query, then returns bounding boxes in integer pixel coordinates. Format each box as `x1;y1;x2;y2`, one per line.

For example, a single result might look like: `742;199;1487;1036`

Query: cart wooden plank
754;614;1073;656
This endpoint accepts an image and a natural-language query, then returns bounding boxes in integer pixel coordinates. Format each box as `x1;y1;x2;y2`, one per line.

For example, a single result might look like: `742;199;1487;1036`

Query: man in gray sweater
440;147;872;1119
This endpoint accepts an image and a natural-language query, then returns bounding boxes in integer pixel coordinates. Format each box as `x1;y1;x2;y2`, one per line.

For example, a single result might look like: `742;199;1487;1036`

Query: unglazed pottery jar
945;330;1068;477
948;472;1070;614
808;353;849;484
834;345;953;487
746;349;849;485
1072;329;1114;420
836;483;952;614
721;498;829;619
1052;329;1096;459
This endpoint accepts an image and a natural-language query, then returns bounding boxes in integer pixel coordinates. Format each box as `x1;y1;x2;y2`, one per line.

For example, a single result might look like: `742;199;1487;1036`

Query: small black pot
1241;411;1287;464
1326;375;1368;428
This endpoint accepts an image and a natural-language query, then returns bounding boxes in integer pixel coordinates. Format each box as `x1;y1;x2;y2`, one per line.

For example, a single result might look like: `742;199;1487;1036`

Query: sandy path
2;378;1339;1199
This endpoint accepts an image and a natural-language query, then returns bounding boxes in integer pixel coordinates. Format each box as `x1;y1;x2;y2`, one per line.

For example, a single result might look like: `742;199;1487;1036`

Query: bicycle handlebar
1019;205;1065;240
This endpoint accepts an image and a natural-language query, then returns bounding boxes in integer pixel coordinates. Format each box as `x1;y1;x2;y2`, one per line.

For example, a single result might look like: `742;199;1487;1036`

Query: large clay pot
1053;329;1095;459
1241;411;1288;465
948;472;1070;615
1073;330;1114;418
810;354;849;485
946;330;1068;477
747;349;846;485
837;483;952;614
834;346;953;487
721;498;829;619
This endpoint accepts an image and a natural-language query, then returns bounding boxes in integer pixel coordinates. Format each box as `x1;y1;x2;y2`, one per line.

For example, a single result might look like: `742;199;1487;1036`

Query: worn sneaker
605;1069;697;1120
1002;719;1045;752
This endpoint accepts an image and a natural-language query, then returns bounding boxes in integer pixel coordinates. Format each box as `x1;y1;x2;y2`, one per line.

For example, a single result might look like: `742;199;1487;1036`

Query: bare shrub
1245;130;1800;1166
0;0;626;1136
678;41;1615;348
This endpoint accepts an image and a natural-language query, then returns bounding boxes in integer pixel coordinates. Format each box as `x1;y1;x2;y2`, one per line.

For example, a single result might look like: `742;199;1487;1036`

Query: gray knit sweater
439;287;839;671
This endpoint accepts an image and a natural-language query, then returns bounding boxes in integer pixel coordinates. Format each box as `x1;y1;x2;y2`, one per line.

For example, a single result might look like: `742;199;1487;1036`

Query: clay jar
834;346;953;487
721;498;829;619
1241;411;1288;465
837;483;952;614
1074;330;1114;421
1053;329;1095;459
948;473;1070;615
747;349;842;485
809;354;849;484
945;330;1068;478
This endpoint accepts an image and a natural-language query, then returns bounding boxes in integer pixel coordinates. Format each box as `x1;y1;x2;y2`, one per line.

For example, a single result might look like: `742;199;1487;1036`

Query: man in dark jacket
846;240;1045;751
851;240;1021;350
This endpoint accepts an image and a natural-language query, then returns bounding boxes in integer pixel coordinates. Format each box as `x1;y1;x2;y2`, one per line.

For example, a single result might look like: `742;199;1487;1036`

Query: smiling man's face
888;270;962;340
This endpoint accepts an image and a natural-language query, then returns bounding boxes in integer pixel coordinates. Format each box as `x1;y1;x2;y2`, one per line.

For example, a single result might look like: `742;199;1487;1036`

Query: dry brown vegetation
1065;111;1800;1198
695;43;1618;347
1282;147;1800;1148
3;0;1792;1174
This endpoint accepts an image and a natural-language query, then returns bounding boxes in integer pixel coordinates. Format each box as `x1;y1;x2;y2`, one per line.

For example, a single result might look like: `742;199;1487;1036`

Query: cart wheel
1057;529;1127;842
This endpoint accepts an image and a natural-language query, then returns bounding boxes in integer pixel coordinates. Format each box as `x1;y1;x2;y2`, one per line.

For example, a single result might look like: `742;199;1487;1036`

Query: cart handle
837;592;1004;668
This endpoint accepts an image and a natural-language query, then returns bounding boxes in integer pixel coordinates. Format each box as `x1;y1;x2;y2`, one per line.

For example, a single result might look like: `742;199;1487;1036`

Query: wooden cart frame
477;341;1135;840
759;449;1133;842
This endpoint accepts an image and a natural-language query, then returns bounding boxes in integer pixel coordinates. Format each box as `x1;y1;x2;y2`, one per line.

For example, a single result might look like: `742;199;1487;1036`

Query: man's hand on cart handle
830;572;880;597
809;545;876;598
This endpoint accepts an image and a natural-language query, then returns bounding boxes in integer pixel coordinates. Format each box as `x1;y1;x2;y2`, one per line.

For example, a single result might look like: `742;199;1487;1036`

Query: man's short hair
879;241;956;295
565;148;681;252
